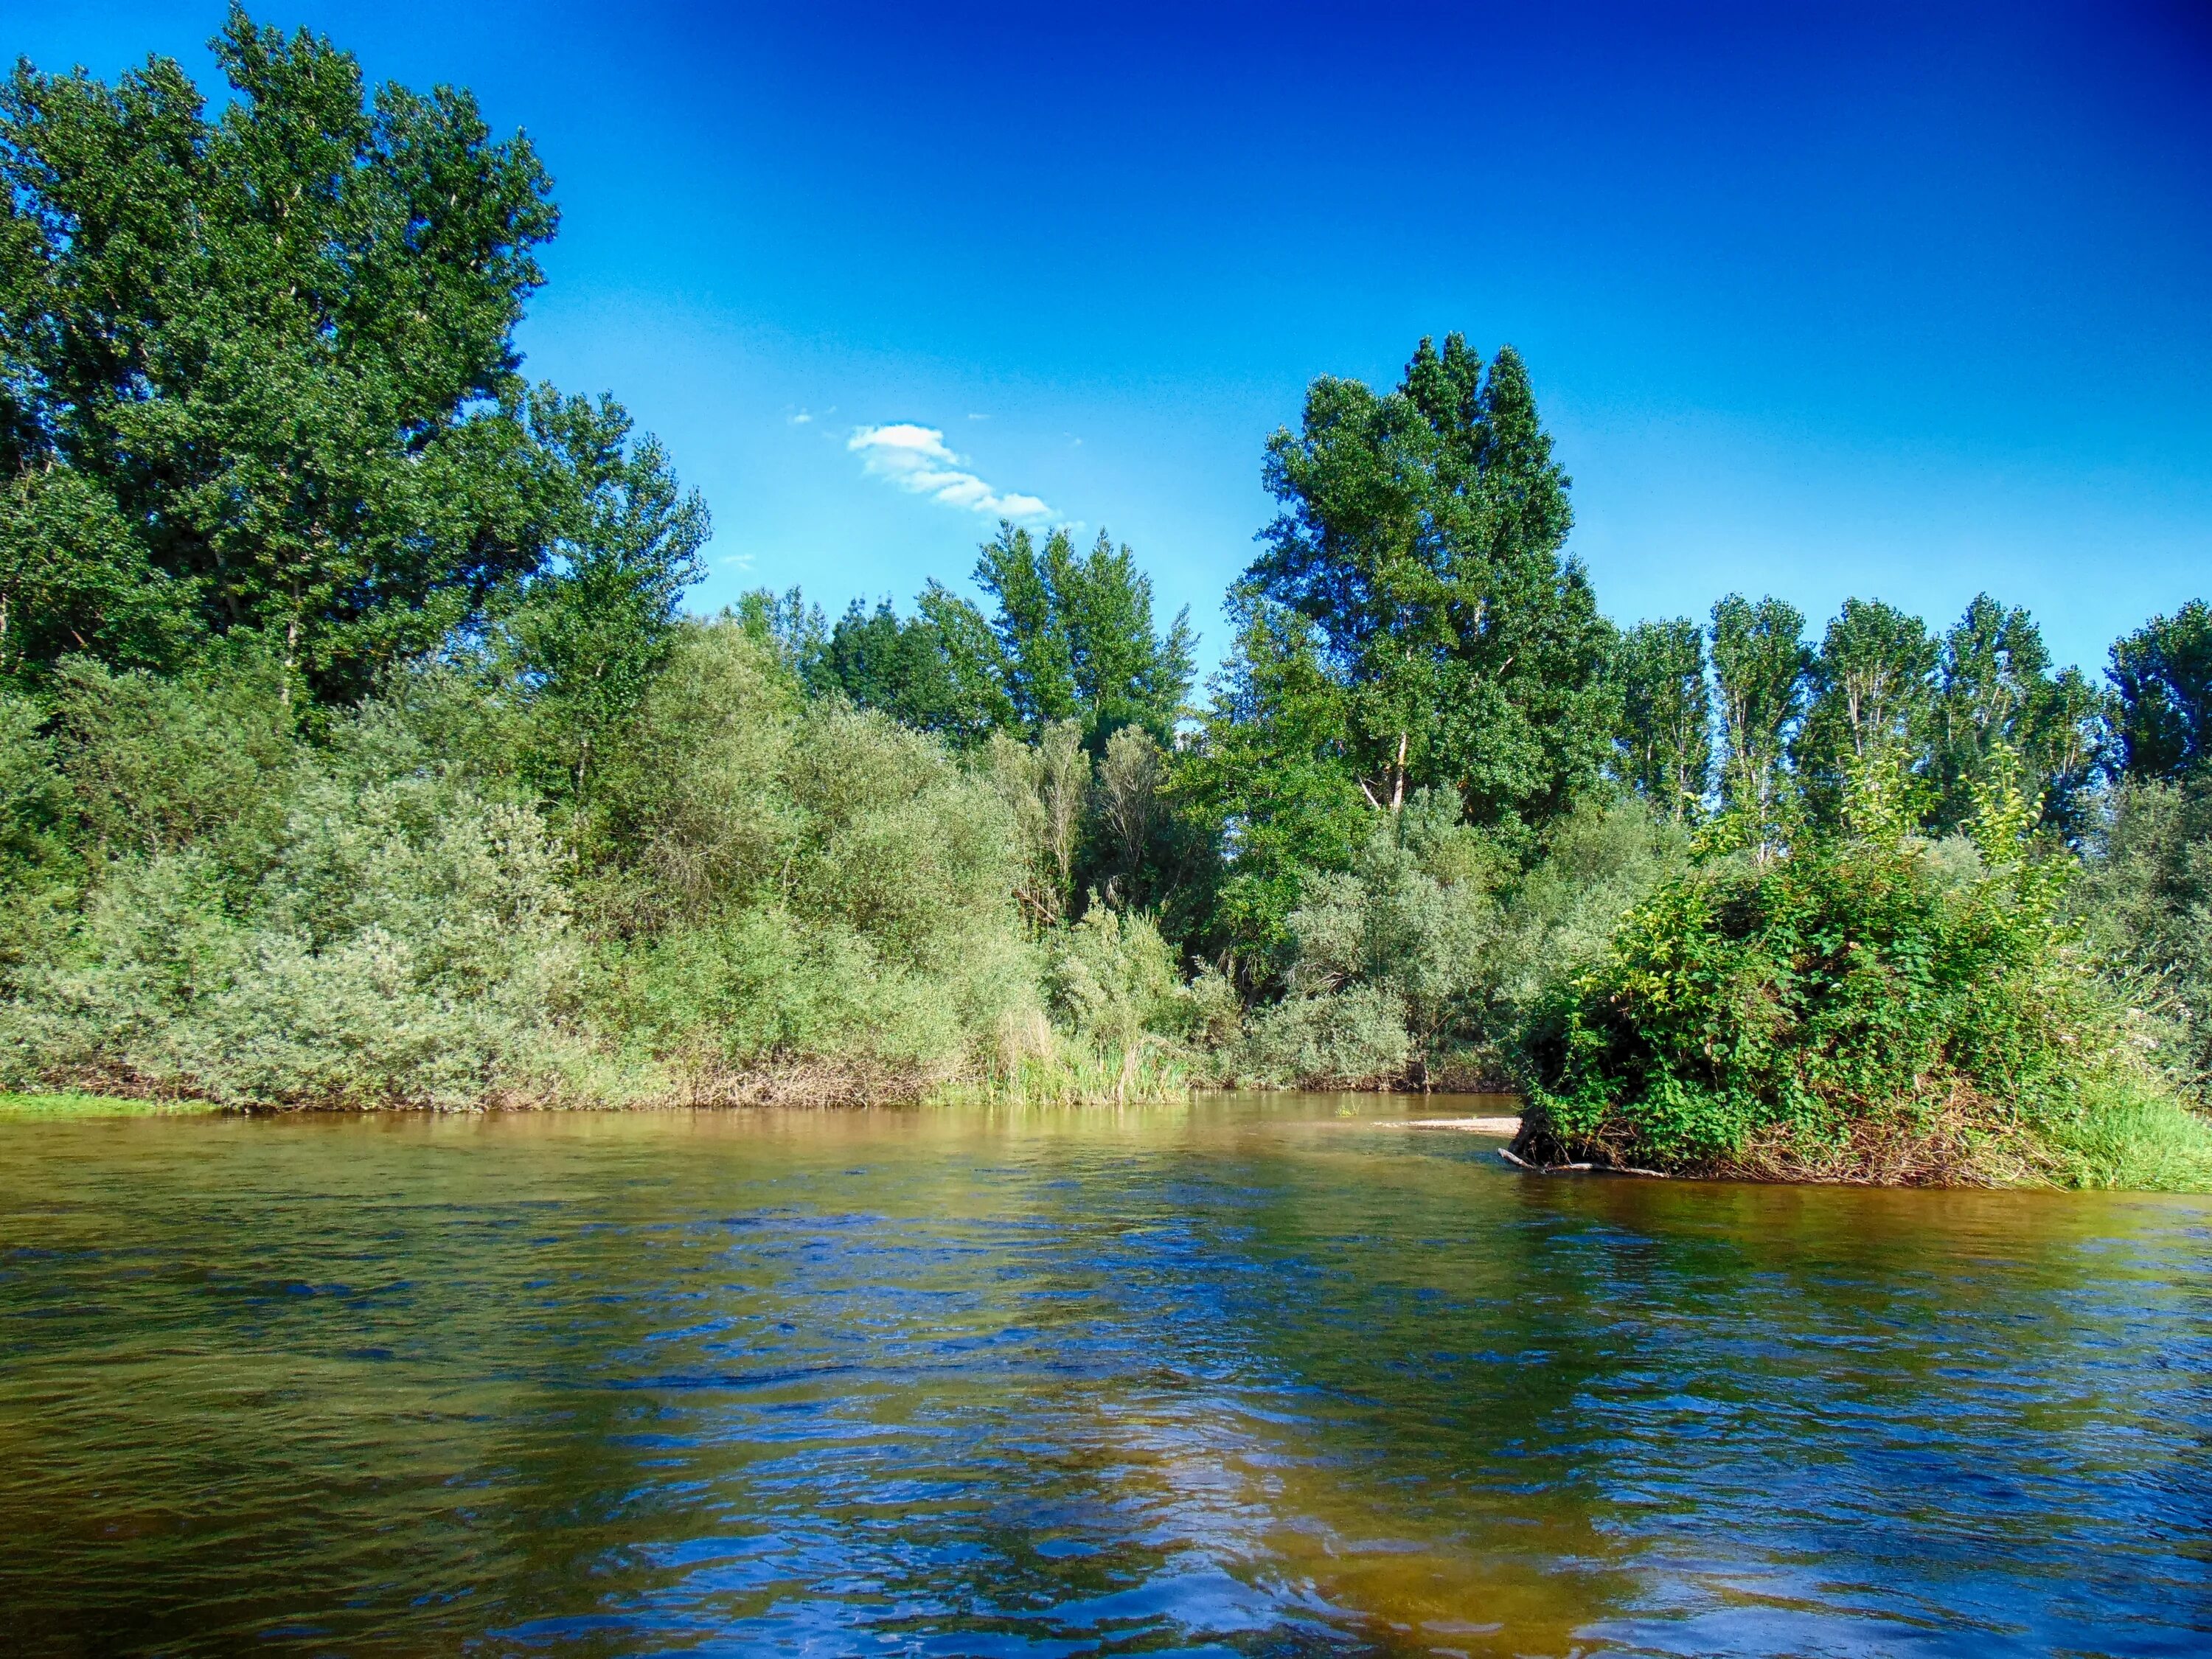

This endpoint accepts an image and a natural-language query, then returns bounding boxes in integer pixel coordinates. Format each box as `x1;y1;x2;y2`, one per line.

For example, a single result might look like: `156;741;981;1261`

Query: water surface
1;1096;2207;1656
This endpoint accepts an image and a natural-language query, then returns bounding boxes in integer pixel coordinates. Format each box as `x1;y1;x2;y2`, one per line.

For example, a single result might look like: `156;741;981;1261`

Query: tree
970;524;1195;742
800;524;1194;749
1172;592;1368;979
1708;594;1809;826
1248;334;1614;837
0;7;560;700
1931;594;2104;836
498;389;708;820
1613;617;1711;821
2110;599;2212;784
1793;598;1938;824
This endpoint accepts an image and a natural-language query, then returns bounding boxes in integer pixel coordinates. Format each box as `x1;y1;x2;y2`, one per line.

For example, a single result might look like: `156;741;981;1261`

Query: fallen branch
1497;1147;1669;1178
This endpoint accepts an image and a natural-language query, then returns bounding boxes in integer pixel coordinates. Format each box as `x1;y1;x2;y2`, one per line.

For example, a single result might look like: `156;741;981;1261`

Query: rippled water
1;1096;2208;1657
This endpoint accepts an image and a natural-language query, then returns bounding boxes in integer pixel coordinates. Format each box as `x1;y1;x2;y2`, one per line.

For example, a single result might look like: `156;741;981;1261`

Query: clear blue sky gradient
18;1;2212;678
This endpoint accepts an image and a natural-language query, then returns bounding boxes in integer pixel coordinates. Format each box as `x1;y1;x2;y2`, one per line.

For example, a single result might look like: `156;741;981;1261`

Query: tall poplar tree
1931;594;2104;835
1709;594;1809;824
1792;598;1938;824
2110;599;2212;784
1613;617;1711;821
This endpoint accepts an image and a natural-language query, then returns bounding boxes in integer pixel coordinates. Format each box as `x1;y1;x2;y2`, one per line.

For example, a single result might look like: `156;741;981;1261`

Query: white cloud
788;411;813;425
847;423;1052;521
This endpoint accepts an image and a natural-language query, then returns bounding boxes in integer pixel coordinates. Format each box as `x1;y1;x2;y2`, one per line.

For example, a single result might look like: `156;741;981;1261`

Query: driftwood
1497;1146;1669;1179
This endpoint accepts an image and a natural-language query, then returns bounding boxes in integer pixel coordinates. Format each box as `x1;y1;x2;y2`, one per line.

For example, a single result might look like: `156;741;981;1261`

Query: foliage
1;761;585;1107
1613;616;1711;821
1930;595;2104;838
990;720;1092;930
0;9;695;719
1170;593;1368;978
0;8;557;698
2073;779;2212;1088
1228;791;1686;1088
1520;747;2160;1180
2108;599;2212;785
1708;594;1809;832
787;525;1195;749
582;622;1037;1080
1793;598;1938;825
493;390;708;819
47;649;296;864
1248;334;1615;837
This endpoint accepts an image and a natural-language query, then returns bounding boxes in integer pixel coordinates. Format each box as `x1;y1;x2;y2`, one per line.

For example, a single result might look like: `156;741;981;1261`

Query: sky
15;1;2212;679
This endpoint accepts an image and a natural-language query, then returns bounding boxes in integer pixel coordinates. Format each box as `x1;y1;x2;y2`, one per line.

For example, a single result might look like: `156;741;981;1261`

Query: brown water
1;1095;2207;1657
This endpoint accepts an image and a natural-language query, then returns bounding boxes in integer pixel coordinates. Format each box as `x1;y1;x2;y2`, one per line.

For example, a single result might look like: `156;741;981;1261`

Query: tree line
1;12;2206;1186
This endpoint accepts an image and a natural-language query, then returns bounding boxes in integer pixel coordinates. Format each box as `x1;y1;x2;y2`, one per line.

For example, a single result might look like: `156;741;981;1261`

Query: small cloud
847;423;1053;521
717;553;756;571
967;412;988;421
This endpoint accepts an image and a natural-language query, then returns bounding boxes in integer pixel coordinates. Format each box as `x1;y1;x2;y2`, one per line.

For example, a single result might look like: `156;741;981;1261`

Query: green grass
0;1091;228;1119
2031;1075;2212;1193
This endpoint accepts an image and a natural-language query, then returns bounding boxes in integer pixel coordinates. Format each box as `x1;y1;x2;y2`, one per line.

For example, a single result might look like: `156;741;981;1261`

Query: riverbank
0;1092;229;1119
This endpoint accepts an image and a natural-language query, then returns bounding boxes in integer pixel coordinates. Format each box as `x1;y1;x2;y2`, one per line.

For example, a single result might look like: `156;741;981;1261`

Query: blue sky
18;1;2212;678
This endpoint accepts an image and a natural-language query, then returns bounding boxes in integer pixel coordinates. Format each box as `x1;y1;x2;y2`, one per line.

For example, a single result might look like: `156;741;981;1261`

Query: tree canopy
0;7;701;706
1245;335;1615;836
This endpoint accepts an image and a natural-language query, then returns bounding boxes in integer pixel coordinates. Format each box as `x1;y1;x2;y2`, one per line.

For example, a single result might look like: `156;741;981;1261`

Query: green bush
580;621;1039;1088
1222;790;1685;1088
2;771;585;1107
2074;780;2212;1088
1232;982;1413;1088
1518;761;2180;1182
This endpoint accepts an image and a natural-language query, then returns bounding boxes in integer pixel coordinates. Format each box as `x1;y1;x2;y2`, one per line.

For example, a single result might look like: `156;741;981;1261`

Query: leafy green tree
1931;594;2104;836
1248;334;1614;835
498;390;708;819
1613;617;1711;821
1708;594;1809;828
2109;599;2212;784
0;7;558;700
1793;598;1938;824
970;524;1195;741
1172;594;1368;978
798;524;1193;748
797;591;1014;745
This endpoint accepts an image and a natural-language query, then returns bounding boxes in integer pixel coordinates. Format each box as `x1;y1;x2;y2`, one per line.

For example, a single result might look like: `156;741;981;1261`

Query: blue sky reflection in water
16;1;2212;678
0;1102;2207;1656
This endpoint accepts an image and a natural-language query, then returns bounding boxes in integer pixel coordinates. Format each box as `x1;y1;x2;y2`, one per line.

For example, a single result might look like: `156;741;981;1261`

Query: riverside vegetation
1;12;2208;1188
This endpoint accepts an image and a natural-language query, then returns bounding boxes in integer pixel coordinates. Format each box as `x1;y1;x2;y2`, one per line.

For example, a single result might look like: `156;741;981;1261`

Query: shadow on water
0;1097;2207;1656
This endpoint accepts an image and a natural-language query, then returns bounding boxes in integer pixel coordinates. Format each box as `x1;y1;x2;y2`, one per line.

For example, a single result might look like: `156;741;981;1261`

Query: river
1;1095;2206;1656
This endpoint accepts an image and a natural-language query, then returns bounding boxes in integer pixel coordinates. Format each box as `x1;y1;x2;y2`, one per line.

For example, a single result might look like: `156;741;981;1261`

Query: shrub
580;620;1039;1088
1518;754;2174;1181
2073;780;2212;1089
1232;982;1412;1088
2;772;584;1107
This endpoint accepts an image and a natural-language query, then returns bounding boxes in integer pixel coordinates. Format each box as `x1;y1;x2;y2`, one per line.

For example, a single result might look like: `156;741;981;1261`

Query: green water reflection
1;1096;2206;1656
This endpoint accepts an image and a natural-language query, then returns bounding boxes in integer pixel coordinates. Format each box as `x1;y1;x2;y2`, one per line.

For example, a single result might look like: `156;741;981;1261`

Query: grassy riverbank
0;1093;229;1119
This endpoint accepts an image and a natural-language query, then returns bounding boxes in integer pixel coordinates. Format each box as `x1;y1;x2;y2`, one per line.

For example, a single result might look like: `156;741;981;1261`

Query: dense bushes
2074;780;2212;1088
1225;792;1686;1088
2;753;582;1108
581;622;1040;1095
1518;764;2212;1186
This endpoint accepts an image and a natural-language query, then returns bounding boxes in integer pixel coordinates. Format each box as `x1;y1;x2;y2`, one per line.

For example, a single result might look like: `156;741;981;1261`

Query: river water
1;1095;2207;1657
